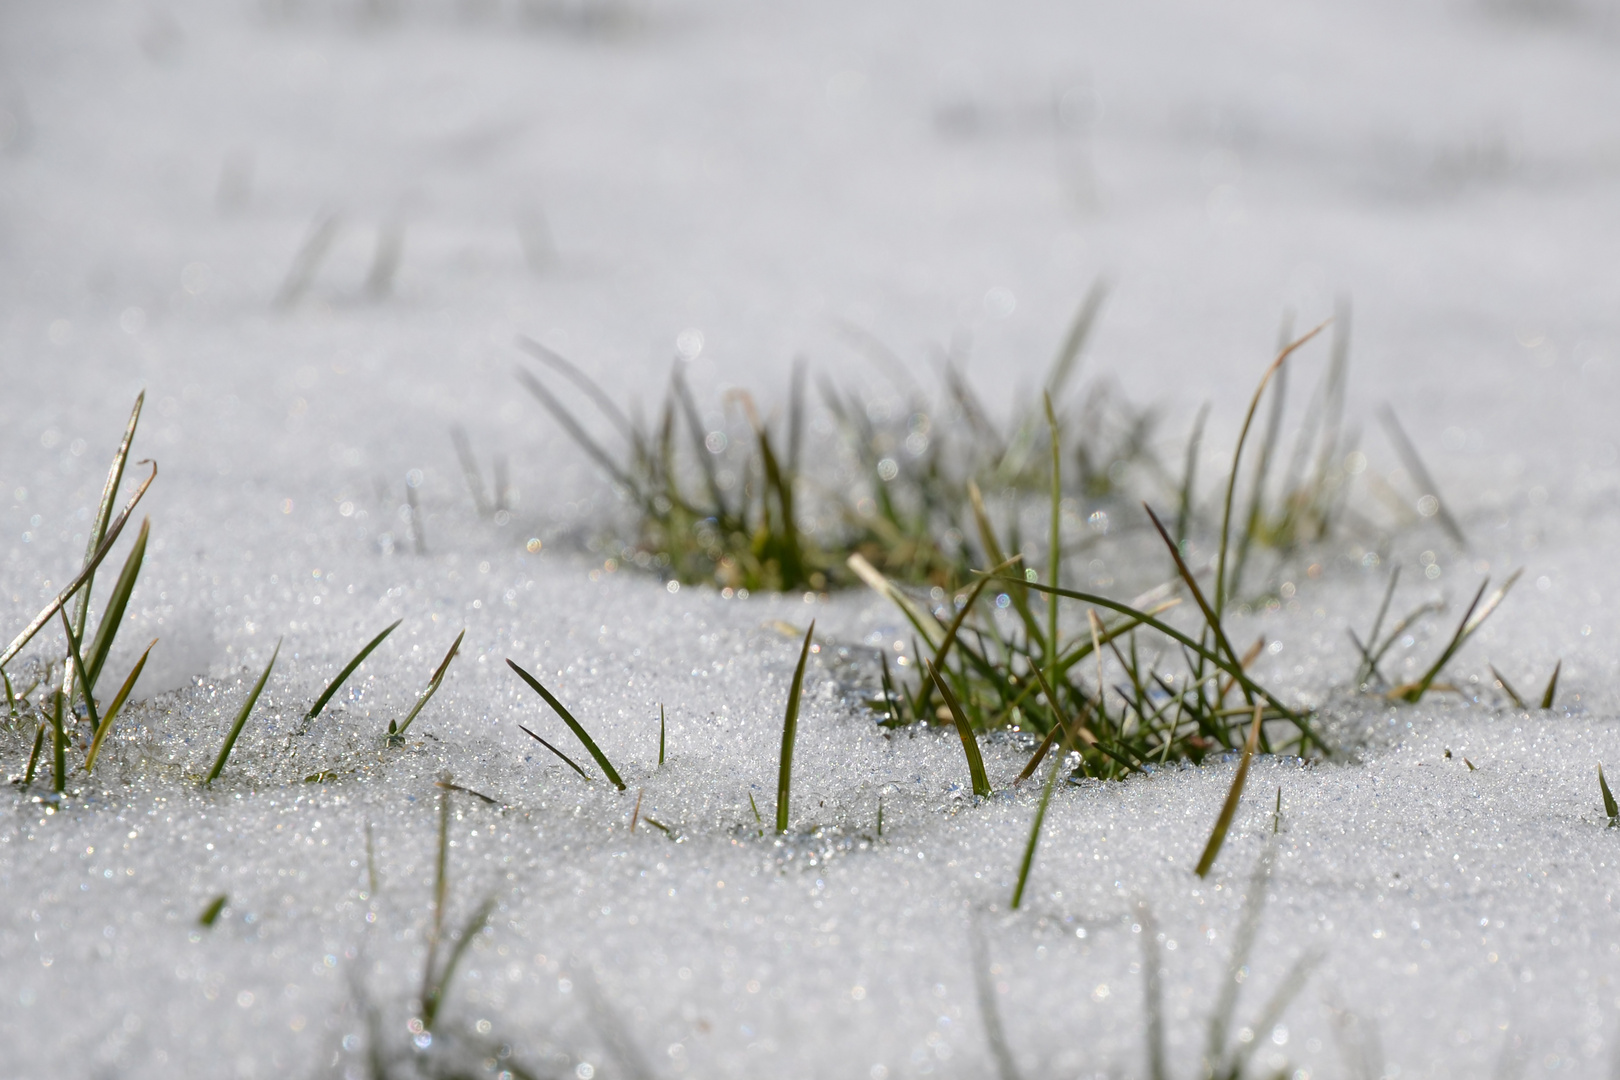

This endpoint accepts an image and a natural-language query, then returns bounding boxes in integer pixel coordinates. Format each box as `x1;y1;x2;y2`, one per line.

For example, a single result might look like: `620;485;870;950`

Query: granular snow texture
3;1;1620;1077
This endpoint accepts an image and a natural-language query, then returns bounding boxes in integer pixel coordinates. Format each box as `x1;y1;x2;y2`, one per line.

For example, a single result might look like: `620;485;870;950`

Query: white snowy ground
4;1;1620;1077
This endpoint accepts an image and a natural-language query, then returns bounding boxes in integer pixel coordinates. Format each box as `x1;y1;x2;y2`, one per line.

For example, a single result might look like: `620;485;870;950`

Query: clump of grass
389;628;464;741
775;622;816;833
507;658;626;789
1388;571;1521;703
517;338;826;592
305;619;401;726
205;639;281;785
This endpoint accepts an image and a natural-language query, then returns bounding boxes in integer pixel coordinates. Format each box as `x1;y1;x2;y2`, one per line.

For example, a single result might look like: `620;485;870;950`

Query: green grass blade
776;622;816;833
1357;566;1402;685
1194;705;1263;877
927;659;992;798
1011;750;1062;909
1399;572;1521;702
50;689;66;794
206;639;281;785
1215;321;1330;616
423;897;495;1031
514;367;642;497
1044;278;1108;399
306;619;401;722
198;894;228;927
506;659;625;790
1144;505;1255;701
1600;764;1618;828
515;335;638;444
23;721;45;786
518;723;591;780
1176;402;1210;548
83;517;148;692
84;638;156;774
449;425;492;517
0;461;156;670
658;703;666;766
1489;665;1525;709
1540;661;1561;710
58;608;101;736
392;628;464;738
1045;392;1061;691
68;393;144;657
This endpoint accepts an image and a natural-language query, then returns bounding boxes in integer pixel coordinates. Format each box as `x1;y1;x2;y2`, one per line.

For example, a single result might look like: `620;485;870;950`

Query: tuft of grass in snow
774;621;815;833
507;659;626;789
205;639;281;785
1390;571;1521;703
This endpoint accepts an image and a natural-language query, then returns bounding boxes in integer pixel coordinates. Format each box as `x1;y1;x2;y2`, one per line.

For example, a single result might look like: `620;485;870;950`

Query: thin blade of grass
205;639;281;785
658;703;666;766
82;516;148;692
1144;504;1253;701
1140;899;1168;1080
58;608;101;736
273;210;341;308
1215;321;1331;615
927;659;992;798
776;621;816;833
1600;764;1618;827
1044;278;1108;399
515;336;638;443
514;367;641;496
391;628;464;738
1356;567;1402;685
450;425;492;517
1045;392;1062;689
519;723;591;780
1176;402;1211;547
847;553;945;646
1489;665;1525;709
1;461;156;670
84;638;155;774
1540;660;1561;710
1378;404;1467;547
306;619;401;723
1194;704;1264;878
50;689;66;793
68;393;144;675
1010;749;1062;910
507;659;626;790
23;720;45;787
198;894;228;927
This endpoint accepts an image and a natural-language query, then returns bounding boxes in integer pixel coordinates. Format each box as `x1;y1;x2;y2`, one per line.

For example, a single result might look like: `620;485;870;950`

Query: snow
3;0;1620;1076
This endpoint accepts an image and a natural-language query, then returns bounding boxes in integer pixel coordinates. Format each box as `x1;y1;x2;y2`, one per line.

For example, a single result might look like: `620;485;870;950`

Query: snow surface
4;0;1620;1076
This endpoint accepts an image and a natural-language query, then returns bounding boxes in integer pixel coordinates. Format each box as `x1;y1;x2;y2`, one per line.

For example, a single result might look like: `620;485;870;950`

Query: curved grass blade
506;659;625;790
1194;704;1264;878
927;659;992;799
1;460;156;670
514;366;641;496
206;639;281;785
1215;321;1330;615
83;517;148;692
391;628;464;739
1600;764;1618;828
519;723;591;781
775;621;816;833
1540;661;1561;710
84;638;156;774
308;619;401;722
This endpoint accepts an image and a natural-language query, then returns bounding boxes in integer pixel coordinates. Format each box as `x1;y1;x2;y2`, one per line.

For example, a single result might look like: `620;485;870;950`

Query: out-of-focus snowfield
3;1;1620;1077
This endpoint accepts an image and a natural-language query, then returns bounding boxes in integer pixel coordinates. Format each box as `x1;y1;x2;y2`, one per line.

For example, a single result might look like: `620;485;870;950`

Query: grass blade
1143;504;1251;697
1540;661;1561;710
927;659;992;798
84;638;156;774
1045;392;1061;690
1176;402;1211;547
1140;899;1168;1080
516;335;638;444
1010;749;1062;909
58;608;101;737
776;622;816;833
273;210;341;308
1194;704;1263;877
0;460;156;670
391;628;464;738
50;689;66;794
1396;571;1521;703
450;425;492;517
1600;764;1618;828
425;896;495;1031
198;894;228;927
1489;665;1525;709
514;366;641;496
1378;404;1467;547
658;703;666;766
507;659;626;789
519;723;591;781
206;639;281;785
306;619;401;723
1215;321;1330;615
1044;278;1108;399
23;720;45;786
68;393;144;678
971;928;1025;1080
82;517;148;692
